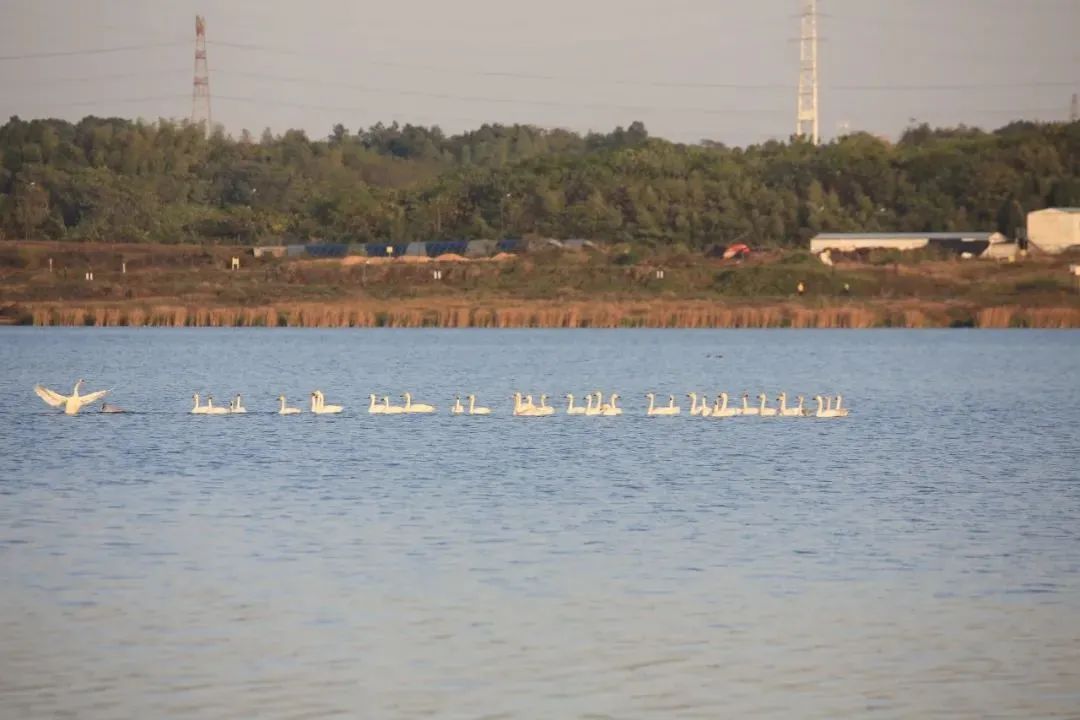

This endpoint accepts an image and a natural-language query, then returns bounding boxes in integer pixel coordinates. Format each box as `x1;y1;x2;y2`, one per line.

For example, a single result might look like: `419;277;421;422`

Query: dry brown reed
21;300;1080;329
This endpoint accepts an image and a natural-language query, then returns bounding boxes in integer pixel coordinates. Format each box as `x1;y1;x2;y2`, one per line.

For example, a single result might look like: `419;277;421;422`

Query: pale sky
1;0;1077;146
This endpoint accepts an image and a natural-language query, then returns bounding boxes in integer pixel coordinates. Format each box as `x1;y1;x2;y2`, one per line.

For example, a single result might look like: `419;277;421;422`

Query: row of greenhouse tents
252;238;597;260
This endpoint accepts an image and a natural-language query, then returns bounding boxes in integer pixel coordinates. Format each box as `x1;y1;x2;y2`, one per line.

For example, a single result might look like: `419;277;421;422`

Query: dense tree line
1;114;1077;247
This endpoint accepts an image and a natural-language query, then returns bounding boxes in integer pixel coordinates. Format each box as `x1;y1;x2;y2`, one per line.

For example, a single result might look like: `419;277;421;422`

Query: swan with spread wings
34;379;109;415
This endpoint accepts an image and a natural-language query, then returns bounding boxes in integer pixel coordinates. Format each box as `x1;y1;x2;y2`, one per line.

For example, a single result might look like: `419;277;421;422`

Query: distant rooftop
812;232;998;240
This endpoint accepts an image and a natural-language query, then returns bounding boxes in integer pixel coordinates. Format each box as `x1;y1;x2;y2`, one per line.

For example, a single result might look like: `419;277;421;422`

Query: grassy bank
3;241;1079;328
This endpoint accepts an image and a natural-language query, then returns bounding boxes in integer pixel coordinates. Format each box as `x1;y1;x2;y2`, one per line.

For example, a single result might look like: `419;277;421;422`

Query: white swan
777;392;802;417
204;395;230;415
601;393;623;416
594;391;622;416
584;392;602;416
467;395;491;415
833;394;850;417
514;392;550;417
711;392;739;418
381;396;405;414
514;393;544;416
278;395;301;415
402;392;435;414
451;396;465;415
34;379;109;415
565;393;586;415
690;392;713;417
229;394;247;414
368;394;386;414
646;392;680;416
758;393;778;417
814;395;841;418
740;392;760;417
191;393;208;414
534;394;556;416
311;390;343;414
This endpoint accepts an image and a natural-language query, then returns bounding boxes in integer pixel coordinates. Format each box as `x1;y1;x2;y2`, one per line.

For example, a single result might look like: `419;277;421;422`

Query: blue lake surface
1;328;1079;718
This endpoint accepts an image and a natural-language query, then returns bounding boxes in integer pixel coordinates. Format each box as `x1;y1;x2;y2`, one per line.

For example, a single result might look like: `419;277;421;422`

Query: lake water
1;328;1079;719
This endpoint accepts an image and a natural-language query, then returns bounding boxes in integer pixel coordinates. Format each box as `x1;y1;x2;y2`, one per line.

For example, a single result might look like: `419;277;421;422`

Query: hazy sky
1;0;1077;145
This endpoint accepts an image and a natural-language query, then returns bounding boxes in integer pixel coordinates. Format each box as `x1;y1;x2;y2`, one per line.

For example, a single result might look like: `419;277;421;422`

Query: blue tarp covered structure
426;240;469;257
304;243;349;258
465;239;496;258
364;243;408;257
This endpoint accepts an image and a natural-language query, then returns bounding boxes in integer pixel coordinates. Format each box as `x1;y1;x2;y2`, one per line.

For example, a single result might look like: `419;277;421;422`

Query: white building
809;232;1008;256
1027;208;1080;254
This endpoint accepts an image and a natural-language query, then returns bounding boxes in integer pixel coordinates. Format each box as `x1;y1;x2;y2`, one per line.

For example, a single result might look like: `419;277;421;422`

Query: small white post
48;257;53;273
231;257;240;270
121;262;127;274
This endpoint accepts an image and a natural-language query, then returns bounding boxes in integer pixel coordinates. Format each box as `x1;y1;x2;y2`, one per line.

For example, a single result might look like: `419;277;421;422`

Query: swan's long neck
742;395;750;411
469;395;475;412
815;396;824;414
759;395;766;411
836;395;844;410
647;394;656;413
193;394;201;410
720;393;728;412
778;394;787;412
688;393;697;413
279;397;286;412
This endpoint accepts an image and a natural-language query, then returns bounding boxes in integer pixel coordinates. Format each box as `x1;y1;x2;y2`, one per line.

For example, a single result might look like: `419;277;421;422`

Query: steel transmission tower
192;15;211;131
796;0;820;144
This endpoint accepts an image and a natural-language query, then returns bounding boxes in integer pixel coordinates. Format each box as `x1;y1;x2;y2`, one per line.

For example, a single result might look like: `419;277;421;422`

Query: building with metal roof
810;232;1007;256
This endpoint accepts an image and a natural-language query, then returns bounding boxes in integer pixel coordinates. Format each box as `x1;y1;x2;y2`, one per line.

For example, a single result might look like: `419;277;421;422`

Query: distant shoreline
4;240;1080;329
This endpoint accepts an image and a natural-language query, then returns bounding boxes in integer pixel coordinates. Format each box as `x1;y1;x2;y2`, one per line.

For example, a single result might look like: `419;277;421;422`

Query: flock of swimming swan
33;379;850;418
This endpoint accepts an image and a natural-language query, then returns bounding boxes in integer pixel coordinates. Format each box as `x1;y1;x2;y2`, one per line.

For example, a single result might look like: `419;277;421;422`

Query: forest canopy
1;115;1077;247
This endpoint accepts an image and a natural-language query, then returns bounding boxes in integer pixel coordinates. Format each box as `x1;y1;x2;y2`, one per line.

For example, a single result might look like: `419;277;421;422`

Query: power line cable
208;40;1076;92
212;74;788;116
0;42;187;62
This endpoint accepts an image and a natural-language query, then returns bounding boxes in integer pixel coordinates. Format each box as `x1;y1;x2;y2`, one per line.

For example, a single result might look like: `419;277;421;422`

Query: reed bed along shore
10;301;1080;329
